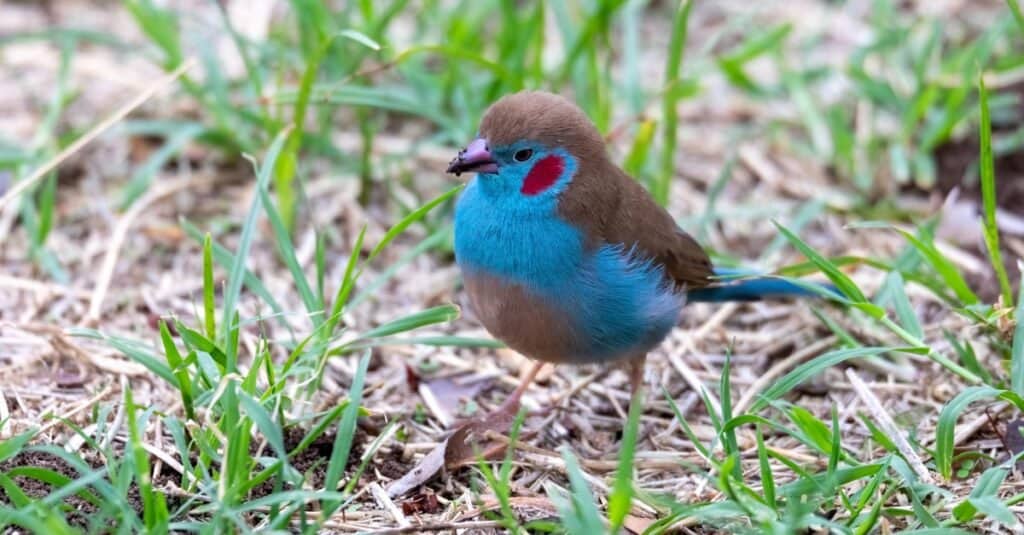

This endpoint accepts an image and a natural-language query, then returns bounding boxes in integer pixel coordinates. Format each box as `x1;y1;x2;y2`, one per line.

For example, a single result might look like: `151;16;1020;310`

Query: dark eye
513;149;533;162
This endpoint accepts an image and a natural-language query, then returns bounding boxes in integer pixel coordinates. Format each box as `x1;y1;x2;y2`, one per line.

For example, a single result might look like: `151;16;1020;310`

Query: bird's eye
513;149;533;162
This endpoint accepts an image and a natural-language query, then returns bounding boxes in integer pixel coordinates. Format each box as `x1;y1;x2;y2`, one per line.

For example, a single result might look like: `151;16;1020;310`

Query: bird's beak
446;138;498;176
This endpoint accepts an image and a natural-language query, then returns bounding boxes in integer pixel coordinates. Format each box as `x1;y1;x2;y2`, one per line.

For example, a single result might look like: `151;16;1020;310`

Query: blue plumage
686;268;840;303
455;143;682;363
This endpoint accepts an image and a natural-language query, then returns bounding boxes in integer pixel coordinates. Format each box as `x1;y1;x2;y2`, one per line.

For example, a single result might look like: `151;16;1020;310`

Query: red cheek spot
520;155;565;196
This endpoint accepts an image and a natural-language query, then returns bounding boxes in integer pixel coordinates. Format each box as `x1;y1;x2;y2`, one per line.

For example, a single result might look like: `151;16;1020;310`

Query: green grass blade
325;225;366;338
237;393;287;461
554;447;605;534
0;430;36;463
876;271;924;339
655;0;694;206
220;127;291;358
607;391;642;533
322;350;371;515
1011;271;1024;396
258;179;322;324
159;321;195;421
935;386;1011;480
977;75;1014;306
181;220;290;332
1007;0;1024;36
354;304;460;341
774;221;872;307
755;424;775;507
750;347;891;413
366;185;462;264
202;233;216;339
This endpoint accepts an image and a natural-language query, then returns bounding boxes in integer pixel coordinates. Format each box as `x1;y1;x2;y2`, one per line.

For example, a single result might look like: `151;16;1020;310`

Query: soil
246;426;365;500
0;450;105;530
0;449;185;532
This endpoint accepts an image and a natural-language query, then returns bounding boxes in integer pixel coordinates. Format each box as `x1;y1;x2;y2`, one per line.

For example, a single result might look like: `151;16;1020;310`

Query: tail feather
686;267;840;303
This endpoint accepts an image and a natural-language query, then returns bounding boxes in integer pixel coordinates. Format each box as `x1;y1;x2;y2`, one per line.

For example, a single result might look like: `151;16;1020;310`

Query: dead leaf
386;405;521;498
400;490;442;516
1005;419;1024;471
386;433;447;498
404;363;421;392
418;373;492;427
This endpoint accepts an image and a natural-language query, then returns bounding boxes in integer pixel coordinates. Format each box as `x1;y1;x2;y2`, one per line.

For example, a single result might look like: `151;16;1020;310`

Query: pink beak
447;138;499;175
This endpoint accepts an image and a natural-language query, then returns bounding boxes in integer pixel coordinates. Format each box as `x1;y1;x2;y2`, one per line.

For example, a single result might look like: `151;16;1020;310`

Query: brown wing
605;176;714;288
557;165;714;289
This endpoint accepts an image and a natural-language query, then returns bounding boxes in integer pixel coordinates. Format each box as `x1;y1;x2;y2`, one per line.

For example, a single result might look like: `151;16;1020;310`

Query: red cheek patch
520;155;565;196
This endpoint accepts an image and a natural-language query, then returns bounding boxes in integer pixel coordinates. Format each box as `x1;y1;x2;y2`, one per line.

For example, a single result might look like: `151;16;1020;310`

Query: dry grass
1;0;1022;533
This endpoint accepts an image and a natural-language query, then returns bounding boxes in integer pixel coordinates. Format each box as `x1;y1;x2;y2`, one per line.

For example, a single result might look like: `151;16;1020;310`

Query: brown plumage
477;90;714;289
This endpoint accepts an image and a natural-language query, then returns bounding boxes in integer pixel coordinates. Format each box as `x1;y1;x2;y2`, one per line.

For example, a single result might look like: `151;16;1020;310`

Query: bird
446;90;832;415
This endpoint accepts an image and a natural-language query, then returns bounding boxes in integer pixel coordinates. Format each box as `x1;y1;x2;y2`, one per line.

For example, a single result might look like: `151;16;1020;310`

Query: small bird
447;90;829;413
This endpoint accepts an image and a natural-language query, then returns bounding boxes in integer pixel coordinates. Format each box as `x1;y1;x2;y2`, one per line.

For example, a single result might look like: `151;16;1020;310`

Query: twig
370;482;409;528
0;275;93;299
846;369;933;484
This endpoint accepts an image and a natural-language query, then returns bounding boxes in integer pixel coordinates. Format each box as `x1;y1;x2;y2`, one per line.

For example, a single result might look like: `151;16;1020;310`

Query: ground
1;0;1024;533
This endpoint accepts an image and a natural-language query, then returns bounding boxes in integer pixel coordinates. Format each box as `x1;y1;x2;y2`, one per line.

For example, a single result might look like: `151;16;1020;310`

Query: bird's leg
625;354;650;446
495;360;546;416
628;353;647;402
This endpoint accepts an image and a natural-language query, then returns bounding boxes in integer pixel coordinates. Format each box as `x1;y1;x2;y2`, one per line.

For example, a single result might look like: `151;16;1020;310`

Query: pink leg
496;361;546;415
626;354;643;412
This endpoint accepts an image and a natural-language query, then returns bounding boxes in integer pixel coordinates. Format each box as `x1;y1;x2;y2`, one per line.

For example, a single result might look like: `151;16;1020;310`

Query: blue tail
686;267;840;303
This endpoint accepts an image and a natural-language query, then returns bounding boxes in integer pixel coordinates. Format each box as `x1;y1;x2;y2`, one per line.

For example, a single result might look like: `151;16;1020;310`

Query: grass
2;0;1024;533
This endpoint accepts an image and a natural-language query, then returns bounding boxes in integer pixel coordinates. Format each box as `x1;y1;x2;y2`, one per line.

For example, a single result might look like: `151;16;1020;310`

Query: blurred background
1;0;1024;533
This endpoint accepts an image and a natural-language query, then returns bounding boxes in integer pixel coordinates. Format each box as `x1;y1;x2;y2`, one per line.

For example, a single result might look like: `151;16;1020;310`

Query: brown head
446;91;614;201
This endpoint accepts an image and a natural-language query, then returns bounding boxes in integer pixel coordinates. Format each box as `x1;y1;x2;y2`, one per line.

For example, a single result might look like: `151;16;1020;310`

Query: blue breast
454;177;682;363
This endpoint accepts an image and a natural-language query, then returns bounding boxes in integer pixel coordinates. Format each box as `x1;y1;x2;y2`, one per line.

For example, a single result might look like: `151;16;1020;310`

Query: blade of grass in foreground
1008;0;1024;36
935;386;1024;480
977;75;1014;306
220;127;291;359
202;233;216;340
258;179;321;323
607;390;642;533
365;184;463;264
322;350;371;516
773;221;869;306
552;448;605;534
1010;271;1024;396
749;347;892;413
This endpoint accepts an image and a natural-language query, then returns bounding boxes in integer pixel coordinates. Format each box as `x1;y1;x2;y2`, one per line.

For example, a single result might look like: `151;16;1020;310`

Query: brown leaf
386;404;519;498
404;363;420;392
1005;419;1024;471
418;373;492;426
400;490;442;515
386;434;447;499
